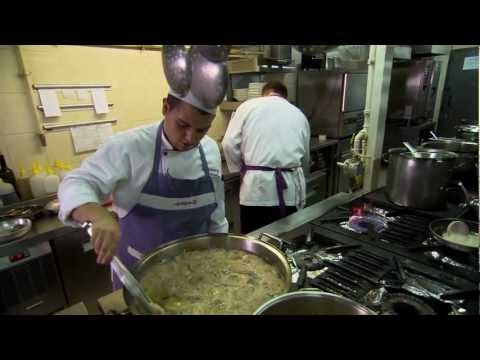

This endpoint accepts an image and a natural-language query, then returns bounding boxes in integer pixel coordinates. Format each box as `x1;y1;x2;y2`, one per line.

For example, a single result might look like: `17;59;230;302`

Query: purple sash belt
240;163;295;216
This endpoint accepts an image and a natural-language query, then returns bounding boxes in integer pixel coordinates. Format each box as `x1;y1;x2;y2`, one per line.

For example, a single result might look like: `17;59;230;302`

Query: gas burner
381;293;436;315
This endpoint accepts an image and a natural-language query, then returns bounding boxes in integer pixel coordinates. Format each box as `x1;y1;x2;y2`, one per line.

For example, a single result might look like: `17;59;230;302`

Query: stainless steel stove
285;187;479;315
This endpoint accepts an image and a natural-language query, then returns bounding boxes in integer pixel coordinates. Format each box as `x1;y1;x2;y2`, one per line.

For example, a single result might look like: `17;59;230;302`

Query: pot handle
258;233;287;251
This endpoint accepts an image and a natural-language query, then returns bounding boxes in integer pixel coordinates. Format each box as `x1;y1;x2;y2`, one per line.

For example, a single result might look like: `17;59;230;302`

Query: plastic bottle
0;177;19;206
16;167;33;201
30;166;47;198
44;166;60;194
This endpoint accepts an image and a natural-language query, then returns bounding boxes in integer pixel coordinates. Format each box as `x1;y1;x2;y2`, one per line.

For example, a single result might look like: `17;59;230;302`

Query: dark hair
166;94;211;116
262;81;288;98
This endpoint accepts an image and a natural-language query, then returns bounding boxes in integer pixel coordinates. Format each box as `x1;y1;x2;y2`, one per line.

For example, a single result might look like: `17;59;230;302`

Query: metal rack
33;84;113;113
42;119;117;132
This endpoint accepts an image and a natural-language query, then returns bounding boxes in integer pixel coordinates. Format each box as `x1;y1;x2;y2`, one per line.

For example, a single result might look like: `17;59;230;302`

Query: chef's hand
72;203;121;265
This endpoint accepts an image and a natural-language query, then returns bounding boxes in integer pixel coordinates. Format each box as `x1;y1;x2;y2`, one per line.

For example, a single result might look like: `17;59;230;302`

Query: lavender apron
112;124;217;290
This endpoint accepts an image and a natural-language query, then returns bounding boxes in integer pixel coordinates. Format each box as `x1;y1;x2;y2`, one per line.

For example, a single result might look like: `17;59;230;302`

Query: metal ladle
110;256;166;315
82;222;165;315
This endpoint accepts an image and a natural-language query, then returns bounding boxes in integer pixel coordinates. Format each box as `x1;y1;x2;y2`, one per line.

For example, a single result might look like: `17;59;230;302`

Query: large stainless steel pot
419;139;478;176
123;233;292;315
386;148;458;209
254;290;376;315
456;125;479;143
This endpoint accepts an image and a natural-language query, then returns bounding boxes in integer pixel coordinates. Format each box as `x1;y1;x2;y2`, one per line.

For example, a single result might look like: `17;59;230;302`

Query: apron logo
175;199;198;206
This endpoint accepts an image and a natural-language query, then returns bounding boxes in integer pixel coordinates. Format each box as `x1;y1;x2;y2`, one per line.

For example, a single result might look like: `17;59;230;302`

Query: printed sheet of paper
61;89;77;99
38;89;61;117
91;88;109;114
70;123;114;153
76;89;90;100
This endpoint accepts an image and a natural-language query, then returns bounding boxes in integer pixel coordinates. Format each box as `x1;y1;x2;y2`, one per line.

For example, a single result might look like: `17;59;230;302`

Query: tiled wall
0;45;228;176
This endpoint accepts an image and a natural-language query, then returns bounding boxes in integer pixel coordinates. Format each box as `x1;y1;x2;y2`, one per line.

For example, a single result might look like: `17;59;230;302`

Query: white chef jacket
222;95;311;208
58;122;228;234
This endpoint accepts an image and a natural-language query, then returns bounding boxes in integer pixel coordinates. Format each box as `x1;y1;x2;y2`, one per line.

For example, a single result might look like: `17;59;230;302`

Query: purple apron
240;162;295;217
112;124;217;290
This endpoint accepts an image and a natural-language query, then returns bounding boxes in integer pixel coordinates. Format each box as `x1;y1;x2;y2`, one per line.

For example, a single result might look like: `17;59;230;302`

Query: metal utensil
81;222;165;315
190;47;229;108
430;131;439;140
447;220;470;236
403;142;418;157
162;45;193;97
110;256;165;315
0;218;32;245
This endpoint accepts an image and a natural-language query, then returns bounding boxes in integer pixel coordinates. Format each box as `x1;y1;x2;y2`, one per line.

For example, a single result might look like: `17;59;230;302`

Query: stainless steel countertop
247;191;363;240
0;211;78;257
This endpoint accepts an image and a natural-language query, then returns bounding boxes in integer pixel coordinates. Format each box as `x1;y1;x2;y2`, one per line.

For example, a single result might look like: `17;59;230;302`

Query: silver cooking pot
123;233;292;315
456;125;479;143
386;148;458;209
419;139;478;177
254;290;376;315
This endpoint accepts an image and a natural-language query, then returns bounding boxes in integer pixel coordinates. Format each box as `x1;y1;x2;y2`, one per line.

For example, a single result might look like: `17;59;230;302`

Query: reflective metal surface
429;218;479;253
386;148;458;209
0;218;32;245
190;47;229;109
254;290;376;315
196;45;231;63
456;125;479;142
420;139;478;154
420;139;478;177
162;45;192;97
162;45;230;109
124;233;292;315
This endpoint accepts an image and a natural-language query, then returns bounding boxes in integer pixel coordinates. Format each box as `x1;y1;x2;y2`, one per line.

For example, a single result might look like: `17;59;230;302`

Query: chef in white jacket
58;91;228;290
222;81;311;234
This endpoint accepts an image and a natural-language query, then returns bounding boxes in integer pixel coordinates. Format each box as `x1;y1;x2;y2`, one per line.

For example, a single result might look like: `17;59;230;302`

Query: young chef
58;82;229;290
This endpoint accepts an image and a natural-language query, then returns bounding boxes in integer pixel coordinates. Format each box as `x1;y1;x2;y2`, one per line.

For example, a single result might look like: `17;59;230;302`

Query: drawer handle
25;300;44;311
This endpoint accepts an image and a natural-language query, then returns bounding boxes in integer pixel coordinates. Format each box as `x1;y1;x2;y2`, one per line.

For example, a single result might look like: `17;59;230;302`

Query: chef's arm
58;139;129;264
222;109;245;173
58;138;129;226
208;174;229;234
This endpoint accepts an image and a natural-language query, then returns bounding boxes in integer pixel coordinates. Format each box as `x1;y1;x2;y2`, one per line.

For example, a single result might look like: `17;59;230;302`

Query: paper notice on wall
76;89;90;101
38;89;61;117
462;56;479;70
62;89;76;99
91;88;109;114
70;123;114;153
